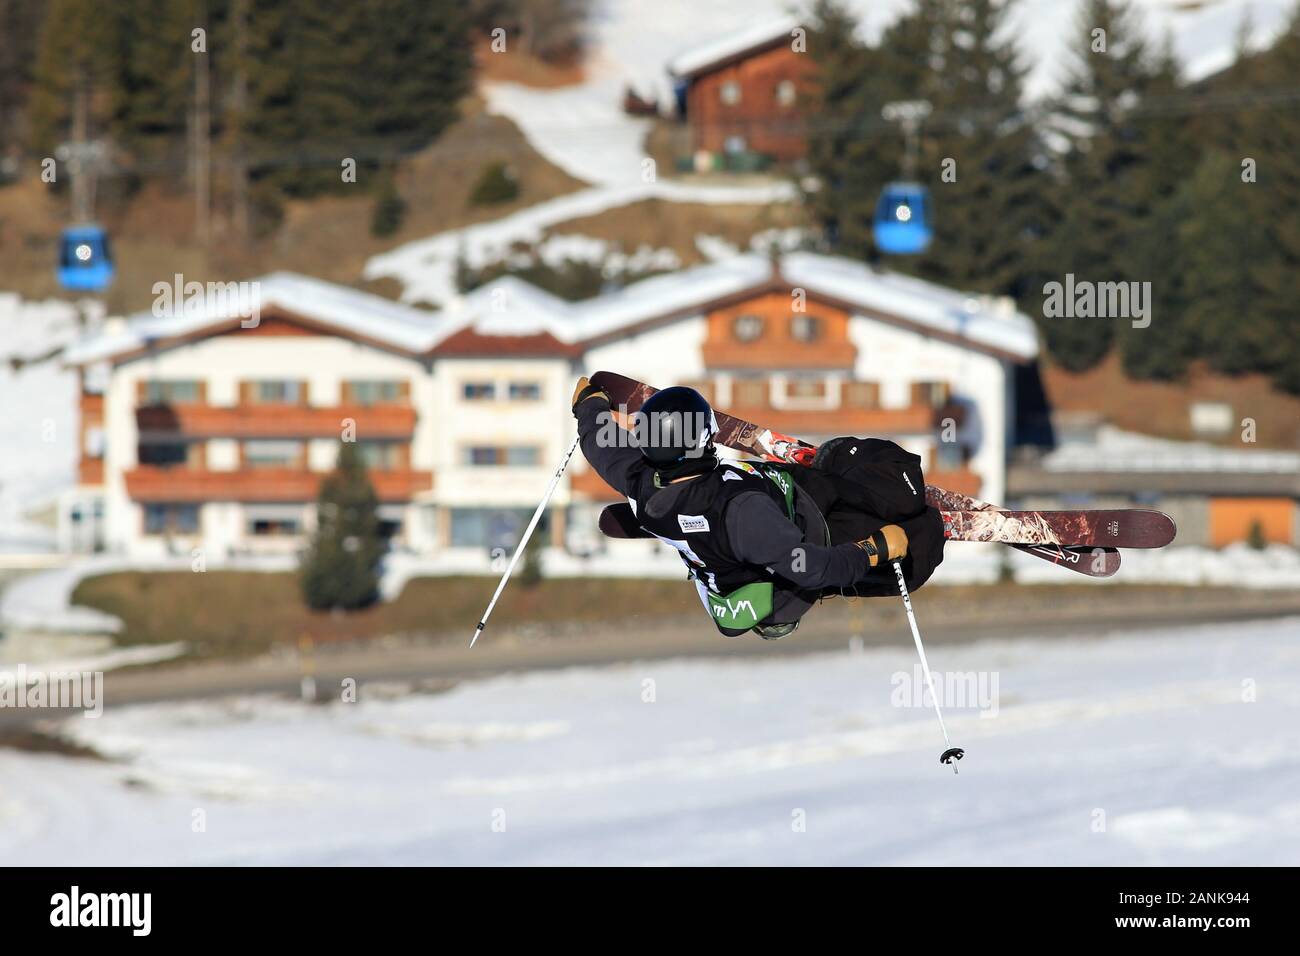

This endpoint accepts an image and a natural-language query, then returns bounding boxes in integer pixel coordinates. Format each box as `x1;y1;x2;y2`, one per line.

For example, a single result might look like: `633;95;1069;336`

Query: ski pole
471;432;582;648
893;561;965;773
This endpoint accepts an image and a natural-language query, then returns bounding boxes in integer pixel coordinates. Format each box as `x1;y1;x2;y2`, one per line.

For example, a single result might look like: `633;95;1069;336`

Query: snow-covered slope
485;0;1291;188
0;295;87;552
2;616;1297;865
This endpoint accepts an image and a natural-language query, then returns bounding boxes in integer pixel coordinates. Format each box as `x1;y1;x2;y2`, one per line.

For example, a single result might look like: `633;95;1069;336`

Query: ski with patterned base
588;371;1144;577
941;509;1174;548
597;501;1171;549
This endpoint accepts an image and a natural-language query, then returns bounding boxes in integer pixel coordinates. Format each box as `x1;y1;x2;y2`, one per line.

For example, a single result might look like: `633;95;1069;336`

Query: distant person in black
572;377;945;639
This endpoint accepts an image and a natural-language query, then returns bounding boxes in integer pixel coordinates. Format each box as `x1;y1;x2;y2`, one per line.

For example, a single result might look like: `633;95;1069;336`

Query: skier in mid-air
571;376;945;638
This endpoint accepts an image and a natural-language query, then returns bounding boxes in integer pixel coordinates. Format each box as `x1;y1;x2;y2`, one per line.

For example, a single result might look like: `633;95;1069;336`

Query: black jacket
575;395;873;630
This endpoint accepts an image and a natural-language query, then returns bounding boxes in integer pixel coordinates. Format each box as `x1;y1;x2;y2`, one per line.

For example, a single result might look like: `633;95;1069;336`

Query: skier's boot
754;621;799;641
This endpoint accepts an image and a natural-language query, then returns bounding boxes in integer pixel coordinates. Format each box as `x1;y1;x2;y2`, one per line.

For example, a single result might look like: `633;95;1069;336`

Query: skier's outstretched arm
571;376;642;497
726;493;905;590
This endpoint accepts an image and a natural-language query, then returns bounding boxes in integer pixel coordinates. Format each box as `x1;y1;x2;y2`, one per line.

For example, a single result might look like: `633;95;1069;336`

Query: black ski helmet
635;386;718;467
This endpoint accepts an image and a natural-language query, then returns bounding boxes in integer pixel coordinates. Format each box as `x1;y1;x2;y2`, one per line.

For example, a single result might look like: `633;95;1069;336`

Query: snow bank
0;295;89;553
1;614;1297;864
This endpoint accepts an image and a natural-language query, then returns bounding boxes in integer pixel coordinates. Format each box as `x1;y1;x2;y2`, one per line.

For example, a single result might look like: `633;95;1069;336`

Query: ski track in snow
2;616;1298;865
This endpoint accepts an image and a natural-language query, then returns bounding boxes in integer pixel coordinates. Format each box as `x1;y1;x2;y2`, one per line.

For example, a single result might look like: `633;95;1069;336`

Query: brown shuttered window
843;381;880;409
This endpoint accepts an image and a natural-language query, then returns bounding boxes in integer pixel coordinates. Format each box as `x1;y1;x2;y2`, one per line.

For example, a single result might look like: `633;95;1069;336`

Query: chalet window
449;507;536;549
935;442;967;471
720;80;741;105
506;446;540;466
775;80;797;106
242;380;304;405
912;381;951;408
680;380;715;404
358;442;403;471
790;314;822;342
733;314;764;342
464;446;540;467
249;517;299;536
246;505;303;536
144;503;199;535
141;380;201;404
785;378;827;401
138;441;199;468
733;378;768;406
463;382;496;401
843;381;880;409
344;380;405;406
243;439;302;469
508;381;542;401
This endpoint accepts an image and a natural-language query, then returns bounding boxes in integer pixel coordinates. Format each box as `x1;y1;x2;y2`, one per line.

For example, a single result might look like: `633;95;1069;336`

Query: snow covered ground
2;615;1298;865
0;295;88;553
363;176;795;306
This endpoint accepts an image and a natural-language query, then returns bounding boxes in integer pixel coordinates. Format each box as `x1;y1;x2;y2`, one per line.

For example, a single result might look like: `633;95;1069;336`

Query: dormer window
733;314;764;342
791;314;822;342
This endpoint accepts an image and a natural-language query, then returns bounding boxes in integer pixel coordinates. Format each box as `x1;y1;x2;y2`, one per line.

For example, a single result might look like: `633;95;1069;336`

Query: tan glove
854;524;909;567
570;376;610;417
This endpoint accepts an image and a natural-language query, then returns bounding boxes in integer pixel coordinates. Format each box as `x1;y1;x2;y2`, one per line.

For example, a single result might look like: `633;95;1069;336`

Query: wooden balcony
928;467;982;497
78;459;104;485
569;467;622;502
124;466;433;503
136;403;416;439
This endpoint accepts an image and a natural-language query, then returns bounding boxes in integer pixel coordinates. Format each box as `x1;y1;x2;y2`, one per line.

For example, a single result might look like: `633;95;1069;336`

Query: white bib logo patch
678;514;710;534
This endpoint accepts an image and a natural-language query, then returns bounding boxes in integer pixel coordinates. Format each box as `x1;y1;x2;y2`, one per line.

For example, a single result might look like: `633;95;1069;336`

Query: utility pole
70;70;91;221
193;3;211;246
57;70;105;224
230;0;250;237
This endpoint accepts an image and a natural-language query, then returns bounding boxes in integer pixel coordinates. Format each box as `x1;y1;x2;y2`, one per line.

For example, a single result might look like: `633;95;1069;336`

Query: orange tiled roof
434;327;580;357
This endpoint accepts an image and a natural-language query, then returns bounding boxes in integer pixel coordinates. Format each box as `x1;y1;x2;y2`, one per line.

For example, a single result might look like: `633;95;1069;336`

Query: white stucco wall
102;335;428;555
428;356;576;509
848;314;1009;504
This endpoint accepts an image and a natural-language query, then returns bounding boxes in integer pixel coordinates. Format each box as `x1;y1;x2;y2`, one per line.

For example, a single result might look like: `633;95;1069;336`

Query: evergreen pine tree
1039;0;1159;371
904;0;1046;300
300;441;385;611
106;0;193;156
0;0;48;160
29;0;116;155
1237;7;1300;393
370;169;407;236
802;0;898;259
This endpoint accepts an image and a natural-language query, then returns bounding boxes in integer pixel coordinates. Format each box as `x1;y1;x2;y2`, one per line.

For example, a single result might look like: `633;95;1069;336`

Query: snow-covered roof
65;272;445;365
68;253;1039;365
455;251;1038;360
1042;425;1300;475
668;16;802;79
781;252;1038;358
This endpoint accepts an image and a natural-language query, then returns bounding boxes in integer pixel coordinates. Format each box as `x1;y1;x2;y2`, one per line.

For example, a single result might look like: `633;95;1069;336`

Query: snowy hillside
577;0;1289;108
0;295;87;552
484;0;1292;188
2;615;1297;865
